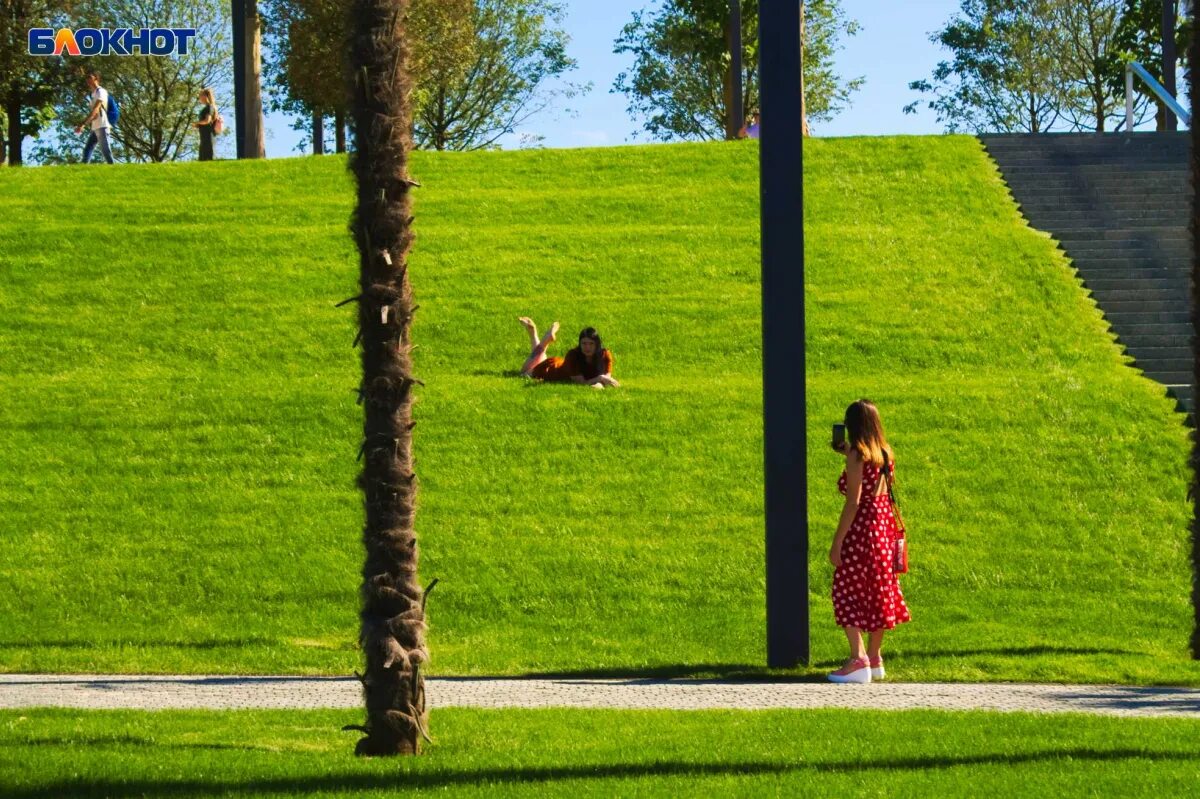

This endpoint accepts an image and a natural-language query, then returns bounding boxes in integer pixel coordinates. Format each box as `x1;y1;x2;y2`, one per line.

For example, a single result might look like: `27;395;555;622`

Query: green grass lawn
0;137;1195;682
1;708;1198;797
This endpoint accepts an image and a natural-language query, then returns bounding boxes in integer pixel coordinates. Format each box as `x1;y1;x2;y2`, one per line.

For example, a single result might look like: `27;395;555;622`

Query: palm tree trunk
346;0;431;754
1189;11;1200;660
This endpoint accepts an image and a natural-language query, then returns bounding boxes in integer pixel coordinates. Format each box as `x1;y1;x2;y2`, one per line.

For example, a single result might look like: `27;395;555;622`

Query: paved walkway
2;676;1199;718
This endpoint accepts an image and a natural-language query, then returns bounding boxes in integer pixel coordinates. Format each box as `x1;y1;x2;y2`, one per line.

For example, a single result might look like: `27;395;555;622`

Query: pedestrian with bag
828;399;910;683
193;88;221;161
74;71;114;164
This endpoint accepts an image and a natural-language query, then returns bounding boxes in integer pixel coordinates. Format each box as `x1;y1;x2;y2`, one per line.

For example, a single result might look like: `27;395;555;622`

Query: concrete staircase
979;132;1193;416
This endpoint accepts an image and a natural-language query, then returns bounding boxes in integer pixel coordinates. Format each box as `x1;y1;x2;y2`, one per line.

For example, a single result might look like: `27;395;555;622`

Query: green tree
261;0;348;153
904;0;1066;133
612;0;862;141
0;0;75;165
1110;0;1192;130
415;0;582;151
29;0;232;163
343;0;432;758
262;0;474;154
1052;0;1126;132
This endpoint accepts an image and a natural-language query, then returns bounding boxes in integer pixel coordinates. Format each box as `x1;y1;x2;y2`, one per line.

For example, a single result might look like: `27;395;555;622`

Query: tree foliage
29;0;232;163
904;0;1065;134
261;0;349;152
413;0;582;151
1109;0;1192;128
263;0;575;152
612;0;862;142
906;0;1192;133
0;0;76;165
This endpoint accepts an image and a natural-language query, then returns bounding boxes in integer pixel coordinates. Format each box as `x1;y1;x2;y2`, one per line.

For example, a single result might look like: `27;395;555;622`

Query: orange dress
532;348;614;382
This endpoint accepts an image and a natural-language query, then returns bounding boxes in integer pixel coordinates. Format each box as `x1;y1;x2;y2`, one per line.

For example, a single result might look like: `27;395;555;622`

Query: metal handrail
1125;60;1191;131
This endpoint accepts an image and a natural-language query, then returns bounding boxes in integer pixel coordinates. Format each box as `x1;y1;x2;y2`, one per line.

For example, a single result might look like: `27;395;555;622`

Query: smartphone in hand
832;423;846;452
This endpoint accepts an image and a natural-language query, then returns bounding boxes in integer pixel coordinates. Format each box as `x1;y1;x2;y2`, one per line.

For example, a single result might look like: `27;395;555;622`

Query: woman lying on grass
517;318;619;388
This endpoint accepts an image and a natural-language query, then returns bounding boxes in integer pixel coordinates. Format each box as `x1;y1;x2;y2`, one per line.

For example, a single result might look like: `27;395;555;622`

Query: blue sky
263;0;966;157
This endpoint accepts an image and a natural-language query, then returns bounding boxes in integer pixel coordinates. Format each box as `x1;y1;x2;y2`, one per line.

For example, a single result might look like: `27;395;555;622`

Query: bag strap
880;450;907;536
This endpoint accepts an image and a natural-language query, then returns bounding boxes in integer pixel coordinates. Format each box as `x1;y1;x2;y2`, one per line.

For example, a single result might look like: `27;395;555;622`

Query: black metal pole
1164;0;1178;130
232;0;247;158
760;0;807;668
1187;4;1200;661
729;0;744;137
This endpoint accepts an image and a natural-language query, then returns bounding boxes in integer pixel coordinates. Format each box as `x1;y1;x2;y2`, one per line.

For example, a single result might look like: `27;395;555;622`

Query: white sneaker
827;657;872;684
870;659;885;680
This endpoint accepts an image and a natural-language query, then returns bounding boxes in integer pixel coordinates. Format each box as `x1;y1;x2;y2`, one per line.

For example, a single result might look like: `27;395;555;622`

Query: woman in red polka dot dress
828;399;910;684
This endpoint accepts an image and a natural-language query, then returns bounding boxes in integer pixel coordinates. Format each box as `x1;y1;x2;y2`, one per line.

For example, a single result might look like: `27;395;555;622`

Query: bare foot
517;316;536;332
546;321;560;343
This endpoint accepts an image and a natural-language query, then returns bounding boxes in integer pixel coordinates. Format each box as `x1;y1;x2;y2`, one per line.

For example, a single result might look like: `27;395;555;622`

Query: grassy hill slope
0;137;1195;683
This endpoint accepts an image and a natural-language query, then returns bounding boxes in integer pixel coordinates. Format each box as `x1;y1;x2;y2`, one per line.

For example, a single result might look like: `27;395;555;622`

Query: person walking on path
828;399;910;683
193;88;218;161
516;318;619;388
74;71;113;164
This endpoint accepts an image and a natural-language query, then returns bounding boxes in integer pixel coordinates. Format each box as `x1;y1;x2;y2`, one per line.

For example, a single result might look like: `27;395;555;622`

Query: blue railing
1125;60;1191;130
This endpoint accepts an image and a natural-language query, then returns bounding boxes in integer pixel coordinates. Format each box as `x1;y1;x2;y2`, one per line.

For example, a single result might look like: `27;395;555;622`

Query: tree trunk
347;0;430;754
724;0;743;139
1163;0;1178;130
5;88;22;166
313;109;325;154
799;1;810;137
336;109;346;153
234;0;267;158
247;2;266;157
1188;6;1200;661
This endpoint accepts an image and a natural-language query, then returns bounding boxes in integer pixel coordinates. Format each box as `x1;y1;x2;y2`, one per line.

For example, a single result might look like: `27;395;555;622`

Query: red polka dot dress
833;459;911;632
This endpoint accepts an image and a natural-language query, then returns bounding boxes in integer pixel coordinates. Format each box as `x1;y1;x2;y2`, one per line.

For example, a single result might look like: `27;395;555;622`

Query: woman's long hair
200;87;217;112
845;399;892;468
569;327;608;380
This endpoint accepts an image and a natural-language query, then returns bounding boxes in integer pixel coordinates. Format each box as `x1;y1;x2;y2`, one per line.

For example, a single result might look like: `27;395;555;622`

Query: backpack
106;93;119;126
212;111;224;136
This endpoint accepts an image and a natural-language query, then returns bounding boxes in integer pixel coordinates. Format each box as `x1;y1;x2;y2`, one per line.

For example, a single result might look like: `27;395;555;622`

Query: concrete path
2;675;1199;718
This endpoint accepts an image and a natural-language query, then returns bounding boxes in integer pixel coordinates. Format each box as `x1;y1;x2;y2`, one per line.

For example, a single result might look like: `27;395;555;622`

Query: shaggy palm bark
1190;22;1200;660
345;0;431;754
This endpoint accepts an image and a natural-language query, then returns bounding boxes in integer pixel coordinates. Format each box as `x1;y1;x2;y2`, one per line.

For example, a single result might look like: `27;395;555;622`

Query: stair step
1052;228;1188;240
995;160;1189;170
1084;277;1190;291
1026;211;1187;224
1140;369;1193;384
1118;333;1194;349
1122;345;1194;362
1058;242;1190;254
1106;310;1193;324
1076;260;1189;272
1101;299;1190;312
1091;288;1189;302
1171;385;1195;404
1107;321;1194;337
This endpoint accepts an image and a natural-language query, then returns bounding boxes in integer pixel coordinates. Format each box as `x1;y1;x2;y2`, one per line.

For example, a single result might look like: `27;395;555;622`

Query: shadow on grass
0;675;352;687
7;749;1197;798
893;646;1146;661
469;369;525;378
1044;685;1200;714
0;639;276;651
